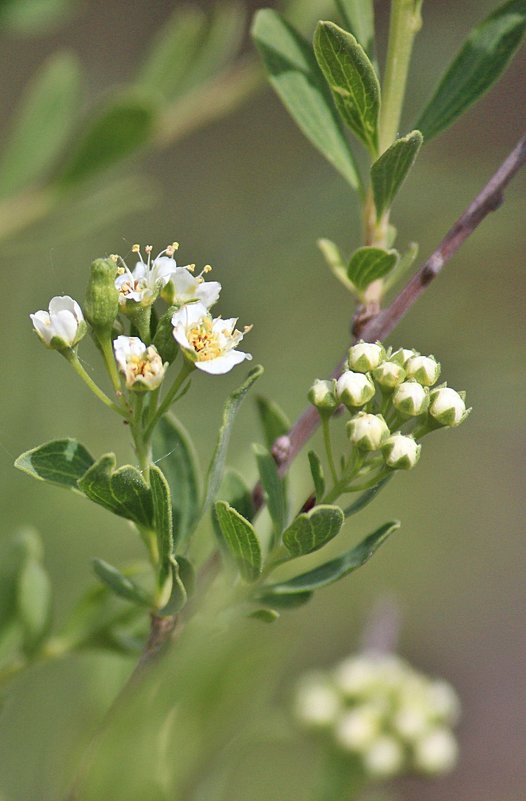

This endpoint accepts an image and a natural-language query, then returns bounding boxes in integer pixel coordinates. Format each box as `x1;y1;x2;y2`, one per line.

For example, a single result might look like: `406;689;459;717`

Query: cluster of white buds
308;342;470;475
294;651;460;780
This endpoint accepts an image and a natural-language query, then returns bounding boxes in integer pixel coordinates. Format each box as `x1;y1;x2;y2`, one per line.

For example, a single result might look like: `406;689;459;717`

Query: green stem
311;748;365;801
144;361;194;440
131;393;151;474
63;351;128;417
379;0;423;154
322;416;339;488
97;332;123;396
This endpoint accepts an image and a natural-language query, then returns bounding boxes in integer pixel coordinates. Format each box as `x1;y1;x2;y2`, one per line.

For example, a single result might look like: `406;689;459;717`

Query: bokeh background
0;1;525;799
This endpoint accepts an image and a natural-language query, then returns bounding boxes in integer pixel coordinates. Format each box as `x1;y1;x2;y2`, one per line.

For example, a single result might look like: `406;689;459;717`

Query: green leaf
159;559;187;616
58;92;157;186
252;9;361;189
256;590;313;608
0;0;79;34
0;52;81;197
255;395;290;449
249;608;280;623
182;1;246;91
347;246;398;291
17;556;52;655
314;20;380;154
371;130;423;218
77;454;153;527
308;450;326;502
384;241;419;291
265;520;399;593
283;504;344;557
335;0;375;59
152;414;200;549
202;365;264;517
15;438;94;490
214;501;262;582
343;476;393;517
253;444;287;537
318;237;357;294
415;0;526;141
215;469;255;522
92;559;151;607
150;465;174;586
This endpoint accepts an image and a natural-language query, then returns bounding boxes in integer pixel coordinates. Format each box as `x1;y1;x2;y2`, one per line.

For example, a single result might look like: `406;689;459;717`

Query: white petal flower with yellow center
113;336;166;391
30;295;86;349
162;264;221;309
171;302;252;375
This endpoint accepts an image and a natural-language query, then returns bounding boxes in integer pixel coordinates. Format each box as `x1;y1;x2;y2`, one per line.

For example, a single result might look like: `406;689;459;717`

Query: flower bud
413;728;458;774
390;347;417;366
30;295;86;350
382;433;421;470
364;736;404;778
428;387;468;427
405;354;441;386
347;412;389;451
348;341;385;372
392;380;429;417
308;379;338;414
336;371;375;408
114;336;166;391
335;706;381;751
85;258;119;334
152;306;179;364
372;360;406;389
294;676;341;728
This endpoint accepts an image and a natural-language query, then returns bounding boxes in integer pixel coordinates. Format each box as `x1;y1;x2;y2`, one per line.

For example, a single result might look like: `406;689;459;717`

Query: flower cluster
308;342;469;484
29;242;252;393
294;651;460;779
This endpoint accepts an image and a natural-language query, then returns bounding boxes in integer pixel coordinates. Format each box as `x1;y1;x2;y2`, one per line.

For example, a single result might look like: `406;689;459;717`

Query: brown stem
251;132;526;511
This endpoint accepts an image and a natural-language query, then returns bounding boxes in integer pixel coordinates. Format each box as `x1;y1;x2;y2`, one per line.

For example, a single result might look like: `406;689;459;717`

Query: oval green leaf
347;246;398;290
335;0;375;60
214;500;262;582
283;504;344;558
371;130;423;218
92;558;151;607
15;438;94;490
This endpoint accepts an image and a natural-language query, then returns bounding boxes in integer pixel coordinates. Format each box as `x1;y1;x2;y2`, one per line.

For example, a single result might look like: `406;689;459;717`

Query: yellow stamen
132;244;140;253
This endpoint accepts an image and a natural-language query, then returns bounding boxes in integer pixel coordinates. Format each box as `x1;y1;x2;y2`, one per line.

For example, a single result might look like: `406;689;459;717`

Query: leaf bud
308;379;338;415
372;360;406;389
382;433;421;470
84;258;119;334
348;341;385;372
405;354;441;386
428;387;469;427
152;305;179;364
392;380;429;417
337;370;375;408
347;412;390;451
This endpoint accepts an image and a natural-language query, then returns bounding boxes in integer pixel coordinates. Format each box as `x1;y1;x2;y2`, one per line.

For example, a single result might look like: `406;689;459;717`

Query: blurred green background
1;0;525;799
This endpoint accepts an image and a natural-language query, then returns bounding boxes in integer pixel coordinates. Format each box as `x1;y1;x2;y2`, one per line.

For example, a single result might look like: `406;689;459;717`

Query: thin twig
251;132;526;511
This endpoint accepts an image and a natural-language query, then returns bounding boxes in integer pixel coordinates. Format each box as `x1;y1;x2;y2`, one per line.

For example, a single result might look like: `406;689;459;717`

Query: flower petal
195;349;252;375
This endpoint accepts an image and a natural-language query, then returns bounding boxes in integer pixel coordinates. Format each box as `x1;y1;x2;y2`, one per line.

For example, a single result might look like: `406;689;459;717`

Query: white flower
335;706;382;751
113;336;166;391
363;735;404;777
347;412;390;451
294;676;341;728
413;728;458;774
162;264;221;309
405;354;441;386
308;379;338;413
382;433;421;470
392;380;429;416
429;387;468;427
30;295;86;349
337;370;376;407
348;341;385;372
172;302;252;375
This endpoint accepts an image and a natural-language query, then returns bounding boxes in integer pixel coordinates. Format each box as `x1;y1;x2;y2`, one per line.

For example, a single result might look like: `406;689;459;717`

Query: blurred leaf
255;395;290;449
0;53;81;197
343;475;393;517
415;0;526;141
335;0;375;59
371;130;423;218
184;2;246;91
202;365;264;517
256;590;313;608
249;608;280;622
58;93;158;186
252;9;361;189
92;559;151;607
347;246;398;290
384;240;419;291
314;21;380;154
17;552;52;655
0;0;79;34
15;438;94;490
214;501;262;582
159;559;187;616
175;556;195;597
78;453;153;527
308;450;326;502
265;520;399;593
152;414;200;550
318;237;356;293
150;465;174;586
253;444;287;537
283;504;343;557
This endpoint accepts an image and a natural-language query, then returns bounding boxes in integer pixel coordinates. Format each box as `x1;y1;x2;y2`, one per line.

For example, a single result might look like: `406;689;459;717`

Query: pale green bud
405;354;441;386
363;736;404;777
153;305;179;364
85;258;119;334
335;705;381;751
373;360;406;389
413;728;458;774
429;387;469;427
393;380;429;417
382;433;421;470
308;379;338;414
347;412;390;451
336;370;375;408
348;341;385;372
390;347;417;366
294;676;341;728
